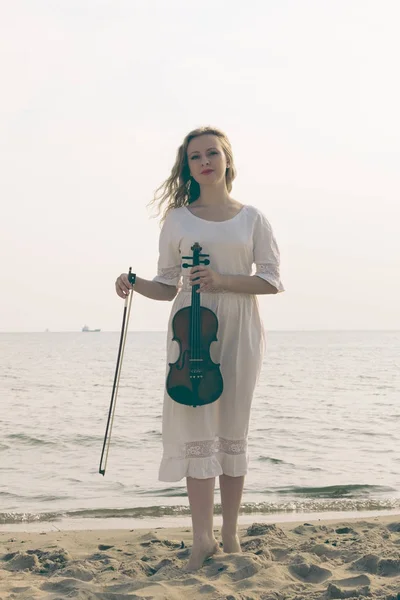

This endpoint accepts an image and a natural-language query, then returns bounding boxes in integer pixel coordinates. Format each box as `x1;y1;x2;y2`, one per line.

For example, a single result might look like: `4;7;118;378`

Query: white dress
152;204;284;482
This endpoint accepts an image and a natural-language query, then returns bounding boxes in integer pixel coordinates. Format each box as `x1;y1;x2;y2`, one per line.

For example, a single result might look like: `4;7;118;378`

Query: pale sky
1;0;399;331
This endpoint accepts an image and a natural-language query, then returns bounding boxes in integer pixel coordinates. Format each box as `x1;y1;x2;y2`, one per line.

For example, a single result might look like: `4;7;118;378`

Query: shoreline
2;507;400;533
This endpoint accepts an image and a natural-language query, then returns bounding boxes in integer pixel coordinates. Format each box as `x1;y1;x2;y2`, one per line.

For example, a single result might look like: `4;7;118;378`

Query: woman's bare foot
222;531;241;553
185;537;220;572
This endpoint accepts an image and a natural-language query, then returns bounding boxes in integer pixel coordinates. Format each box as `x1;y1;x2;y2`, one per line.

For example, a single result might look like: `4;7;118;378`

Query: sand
1;514;400;600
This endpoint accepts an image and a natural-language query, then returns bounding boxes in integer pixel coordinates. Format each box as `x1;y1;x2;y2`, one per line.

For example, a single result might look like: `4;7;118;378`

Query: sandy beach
1;514;400;600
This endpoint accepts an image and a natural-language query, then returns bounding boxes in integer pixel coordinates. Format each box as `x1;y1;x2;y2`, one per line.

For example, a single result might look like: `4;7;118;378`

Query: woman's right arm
115;273;177;302
116;210;181;302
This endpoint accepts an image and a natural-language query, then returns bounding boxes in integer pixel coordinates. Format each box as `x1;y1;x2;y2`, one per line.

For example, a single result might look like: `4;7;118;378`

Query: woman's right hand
115;273;133;299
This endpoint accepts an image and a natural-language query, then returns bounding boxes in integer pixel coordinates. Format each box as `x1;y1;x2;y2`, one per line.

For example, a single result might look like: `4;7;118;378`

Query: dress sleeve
253;210;285;293
152;210;182;287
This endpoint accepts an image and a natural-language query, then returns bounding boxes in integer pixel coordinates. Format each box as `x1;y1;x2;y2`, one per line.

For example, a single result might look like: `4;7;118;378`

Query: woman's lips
201;169;214;174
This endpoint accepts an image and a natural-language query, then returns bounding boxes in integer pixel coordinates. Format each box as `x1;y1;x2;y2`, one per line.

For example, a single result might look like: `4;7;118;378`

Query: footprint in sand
350;553;380;574
40;577;94;595
351;553;400;577
246;523;287;539
2;552;40;571
9;585;36;594
377;558;400;577
292;523;334;536
59;561;96;581
329;574;371;587
240;537;273;559
1;548;70;574
327;581;371;599
386;521;400;533
98;544;114;551
210;554;265;582
289;561;332;583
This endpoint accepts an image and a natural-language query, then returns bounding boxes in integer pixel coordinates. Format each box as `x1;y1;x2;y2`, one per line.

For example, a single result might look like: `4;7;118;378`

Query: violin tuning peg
182;263;190;268
203;259;210;265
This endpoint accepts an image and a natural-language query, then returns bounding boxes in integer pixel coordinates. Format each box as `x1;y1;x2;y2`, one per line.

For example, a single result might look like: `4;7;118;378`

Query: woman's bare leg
219;474;245;552
185;476;219;571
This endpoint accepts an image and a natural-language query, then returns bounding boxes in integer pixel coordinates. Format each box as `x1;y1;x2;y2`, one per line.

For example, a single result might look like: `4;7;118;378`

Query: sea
1;331;400;531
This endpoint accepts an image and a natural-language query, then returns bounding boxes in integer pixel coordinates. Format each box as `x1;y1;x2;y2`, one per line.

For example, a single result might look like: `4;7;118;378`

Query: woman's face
187;134;229;185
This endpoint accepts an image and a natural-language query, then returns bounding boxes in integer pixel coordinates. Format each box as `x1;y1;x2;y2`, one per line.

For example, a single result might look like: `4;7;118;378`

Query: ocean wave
258;456;294;465
2;497;400;524
135;487;188;497
273;484;395;498
6;433;58;447
0;491;72;502
0;511;63;524
68;433;133;448
0;491;21;499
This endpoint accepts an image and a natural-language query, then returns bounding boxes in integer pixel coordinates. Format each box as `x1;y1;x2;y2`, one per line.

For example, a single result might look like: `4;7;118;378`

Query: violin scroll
182;242;210;269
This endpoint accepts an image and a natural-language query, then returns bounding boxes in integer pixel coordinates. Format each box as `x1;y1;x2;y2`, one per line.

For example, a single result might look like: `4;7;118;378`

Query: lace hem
153;265;181;286
255;263;284;292
185;437;247;458
159;443;249;481
158;266;181;280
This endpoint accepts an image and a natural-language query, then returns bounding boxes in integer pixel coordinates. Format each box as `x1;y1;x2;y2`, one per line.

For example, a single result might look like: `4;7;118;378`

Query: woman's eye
190;151;218;160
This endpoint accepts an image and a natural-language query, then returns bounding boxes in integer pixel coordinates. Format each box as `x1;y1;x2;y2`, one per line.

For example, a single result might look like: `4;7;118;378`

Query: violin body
166;243;223;407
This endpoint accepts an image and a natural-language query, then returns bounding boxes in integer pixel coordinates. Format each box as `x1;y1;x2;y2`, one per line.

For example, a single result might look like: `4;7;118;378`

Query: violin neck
191;282;200;308
190;283;201;357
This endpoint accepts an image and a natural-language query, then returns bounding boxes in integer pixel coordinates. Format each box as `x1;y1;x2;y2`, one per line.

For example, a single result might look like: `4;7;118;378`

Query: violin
166;242;223;407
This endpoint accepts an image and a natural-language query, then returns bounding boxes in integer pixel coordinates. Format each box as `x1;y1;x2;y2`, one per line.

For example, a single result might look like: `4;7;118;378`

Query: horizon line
0;329;399;334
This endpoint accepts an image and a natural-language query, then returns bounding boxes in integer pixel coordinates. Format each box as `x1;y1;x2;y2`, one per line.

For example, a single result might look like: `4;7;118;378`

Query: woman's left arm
219;274;278;294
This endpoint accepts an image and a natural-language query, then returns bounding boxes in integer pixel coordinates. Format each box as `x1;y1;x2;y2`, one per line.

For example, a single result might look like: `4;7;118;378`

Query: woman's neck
195;183;231;206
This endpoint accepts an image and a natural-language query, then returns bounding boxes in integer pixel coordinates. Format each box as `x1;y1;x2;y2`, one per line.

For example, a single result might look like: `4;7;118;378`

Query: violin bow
99;267;136;476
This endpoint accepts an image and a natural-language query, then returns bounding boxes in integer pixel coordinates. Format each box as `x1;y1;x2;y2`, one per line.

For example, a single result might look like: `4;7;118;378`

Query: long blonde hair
148;126;237;223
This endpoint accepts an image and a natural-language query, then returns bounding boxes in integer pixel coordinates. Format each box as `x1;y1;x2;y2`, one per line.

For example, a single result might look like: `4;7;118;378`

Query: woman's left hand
189;266;224;292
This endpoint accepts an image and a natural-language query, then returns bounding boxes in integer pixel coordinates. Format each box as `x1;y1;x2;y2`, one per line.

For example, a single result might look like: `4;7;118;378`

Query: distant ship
82;325;101;332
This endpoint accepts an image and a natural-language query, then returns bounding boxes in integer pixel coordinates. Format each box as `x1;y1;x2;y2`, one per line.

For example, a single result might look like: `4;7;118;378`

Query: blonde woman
115;126;284;571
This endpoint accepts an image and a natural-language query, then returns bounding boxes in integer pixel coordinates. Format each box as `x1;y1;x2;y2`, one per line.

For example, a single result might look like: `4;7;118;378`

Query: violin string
191;273;195;366
196;247;199;364
197;269;200;363
197;274;199;361
195;262;197;362
196;253;200;362
194;254;198;363
192;275;195;364
189;245;207;378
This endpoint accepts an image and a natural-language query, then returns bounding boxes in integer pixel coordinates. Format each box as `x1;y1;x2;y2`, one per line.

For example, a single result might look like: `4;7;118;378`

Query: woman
115;126;284;571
